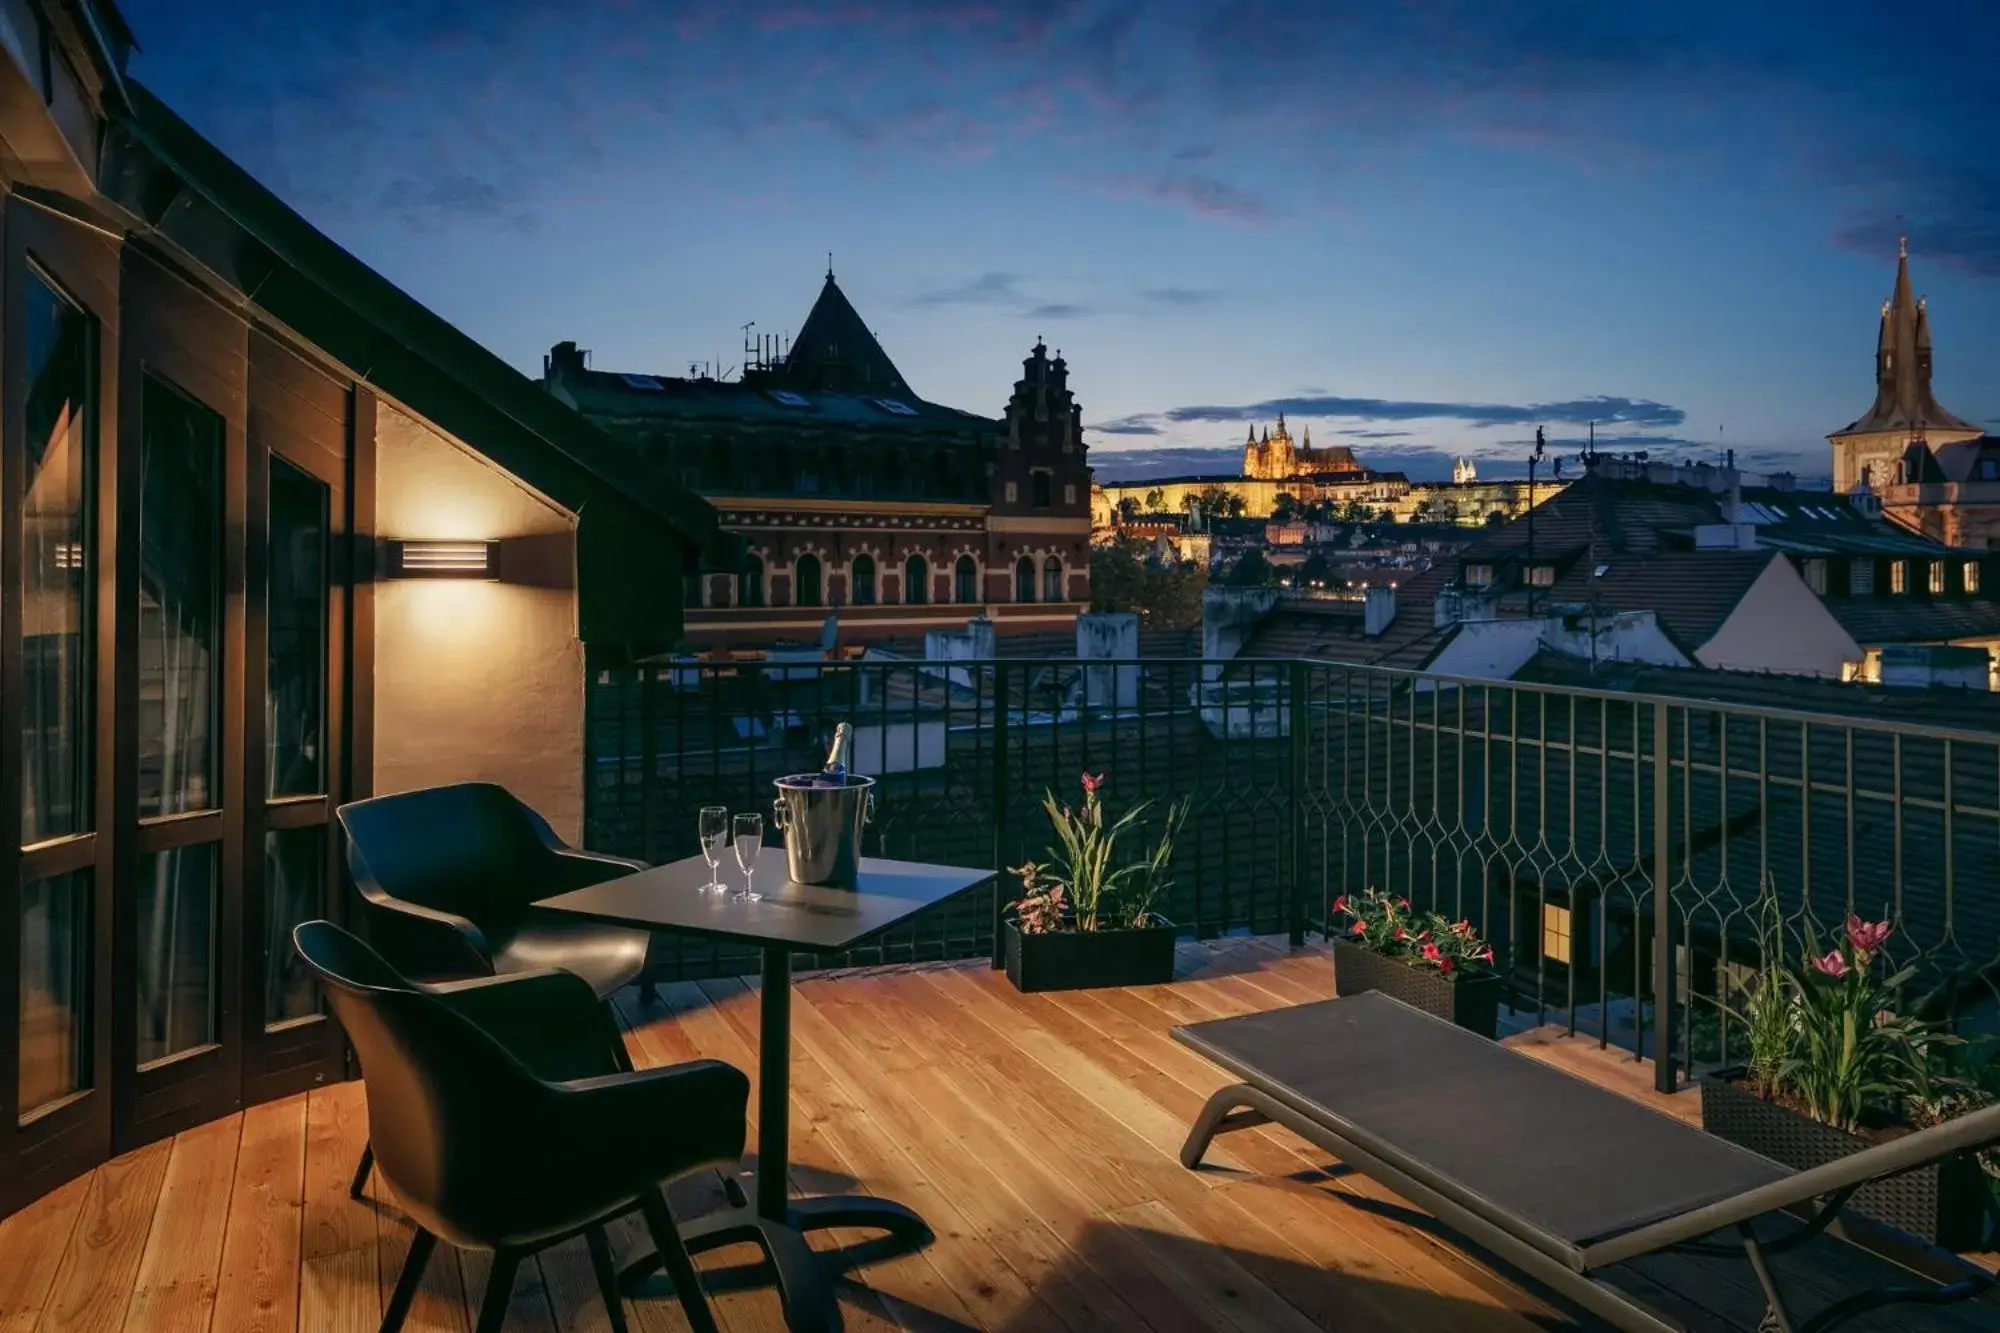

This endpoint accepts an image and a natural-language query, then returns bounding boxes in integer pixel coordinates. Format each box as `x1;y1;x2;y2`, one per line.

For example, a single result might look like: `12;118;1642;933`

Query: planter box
1003;918;1178;994
1701;1071;1988;1250
1331;939;1502;1039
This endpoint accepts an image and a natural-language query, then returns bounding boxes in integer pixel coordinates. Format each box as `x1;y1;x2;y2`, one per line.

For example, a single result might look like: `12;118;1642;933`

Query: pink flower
1351;921;1367;936
1393;926;1407;941
1480;947;1495;964
1451;919;1472;936
1845;915;1892;956
1421;942;1441;961
1080;772;1106;796
1398;898;1411;910
1812;949;1851;979
1333;895;1348;915
1438;957;1456;976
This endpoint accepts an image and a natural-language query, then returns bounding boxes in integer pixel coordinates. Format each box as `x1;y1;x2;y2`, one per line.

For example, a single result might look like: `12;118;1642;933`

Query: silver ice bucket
772;774;875;888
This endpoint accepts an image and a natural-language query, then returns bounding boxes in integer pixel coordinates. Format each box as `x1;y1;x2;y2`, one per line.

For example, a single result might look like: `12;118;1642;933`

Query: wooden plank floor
2;936;1994;1333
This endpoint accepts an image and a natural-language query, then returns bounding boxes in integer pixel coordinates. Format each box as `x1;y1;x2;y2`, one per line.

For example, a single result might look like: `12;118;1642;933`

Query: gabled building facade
543;274;1093;655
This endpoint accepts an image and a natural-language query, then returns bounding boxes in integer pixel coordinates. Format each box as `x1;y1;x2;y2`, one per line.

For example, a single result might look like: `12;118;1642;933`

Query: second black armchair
294;921;748;1333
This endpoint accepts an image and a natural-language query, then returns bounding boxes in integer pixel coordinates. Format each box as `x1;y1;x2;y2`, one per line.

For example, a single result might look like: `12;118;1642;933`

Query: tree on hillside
1271;493;1298;522
1340;498;1375;524
1228;547;1276;587
1144;487;1168;513
1116;496;1140;522
1090;536;1208;630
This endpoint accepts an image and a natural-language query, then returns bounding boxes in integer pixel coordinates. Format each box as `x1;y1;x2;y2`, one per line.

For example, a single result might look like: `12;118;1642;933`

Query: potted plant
1329;889;1503;1038
1003;773;1189;993
1701;902;1991;1248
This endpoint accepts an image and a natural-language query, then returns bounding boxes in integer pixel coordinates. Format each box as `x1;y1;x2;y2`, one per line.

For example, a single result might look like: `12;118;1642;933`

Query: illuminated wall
371;402;586;841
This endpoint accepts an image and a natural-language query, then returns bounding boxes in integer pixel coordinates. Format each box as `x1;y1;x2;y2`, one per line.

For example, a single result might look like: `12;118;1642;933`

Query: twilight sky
121;0;2000;483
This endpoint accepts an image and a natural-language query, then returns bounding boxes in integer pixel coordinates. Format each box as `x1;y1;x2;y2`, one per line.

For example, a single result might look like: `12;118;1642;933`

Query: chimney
1364;585;1397;638
546;340;587;382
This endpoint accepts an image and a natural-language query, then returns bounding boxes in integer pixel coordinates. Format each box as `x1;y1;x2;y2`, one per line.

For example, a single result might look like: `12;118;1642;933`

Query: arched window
1043;556;1064;602
1015;555;1036;603
905;554;929;605
795;553;822;608
955;555;979;604
851;553;876;606
739;556;765;609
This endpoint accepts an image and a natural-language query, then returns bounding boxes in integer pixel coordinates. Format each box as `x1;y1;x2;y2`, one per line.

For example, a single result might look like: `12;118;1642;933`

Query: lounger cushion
1176;993;1791;1255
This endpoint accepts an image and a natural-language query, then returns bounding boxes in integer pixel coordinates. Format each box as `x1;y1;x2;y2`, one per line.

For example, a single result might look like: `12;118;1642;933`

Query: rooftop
3;937;1983;1333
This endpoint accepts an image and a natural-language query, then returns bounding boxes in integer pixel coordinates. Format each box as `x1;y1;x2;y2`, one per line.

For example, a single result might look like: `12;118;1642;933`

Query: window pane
134;843;218;1066
20;272;93;844
18;871;90;1118
137;377;225;818
267;458;328;799
264;827;324;1026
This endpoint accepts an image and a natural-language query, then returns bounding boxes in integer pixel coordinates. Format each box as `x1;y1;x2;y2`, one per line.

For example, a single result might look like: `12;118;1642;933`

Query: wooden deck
3;936;1997;1333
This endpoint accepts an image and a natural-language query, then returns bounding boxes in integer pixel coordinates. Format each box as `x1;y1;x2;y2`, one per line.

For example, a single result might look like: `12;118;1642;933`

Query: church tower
1828;238;1982;493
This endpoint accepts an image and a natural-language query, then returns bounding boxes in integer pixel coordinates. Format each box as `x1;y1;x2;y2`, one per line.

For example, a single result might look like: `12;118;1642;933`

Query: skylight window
768;390;811;408
1593;564;1611;578
618;373;666;391
874;398;919;416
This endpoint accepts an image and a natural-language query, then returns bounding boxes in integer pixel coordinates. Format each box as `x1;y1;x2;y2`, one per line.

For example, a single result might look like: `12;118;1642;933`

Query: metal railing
587;656;2000;1092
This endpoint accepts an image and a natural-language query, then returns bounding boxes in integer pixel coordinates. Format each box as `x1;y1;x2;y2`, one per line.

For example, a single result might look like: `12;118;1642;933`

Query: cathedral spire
1831;238;1979;452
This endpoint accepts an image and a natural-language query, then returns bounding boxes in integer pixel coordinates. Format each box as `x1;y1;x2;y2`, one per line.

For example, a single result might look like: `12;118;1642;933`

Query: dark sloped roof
783;273;911;395
1239;568;1454;671
1514;650;2000;734
114;83;731;572
1542;549;1777;649
1826;596;2000;646
553;369;988;431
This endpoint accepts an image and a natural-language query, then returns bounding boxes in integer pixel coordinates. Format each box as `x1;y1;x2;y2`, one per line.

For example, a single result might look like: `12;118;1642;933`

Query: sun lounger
1175;992;2000;1333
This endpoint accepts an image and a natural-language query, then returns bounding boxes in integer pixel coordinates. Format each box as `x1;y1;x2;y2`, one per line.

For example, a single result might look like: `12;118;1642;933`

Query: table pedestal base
621;1191;932;1333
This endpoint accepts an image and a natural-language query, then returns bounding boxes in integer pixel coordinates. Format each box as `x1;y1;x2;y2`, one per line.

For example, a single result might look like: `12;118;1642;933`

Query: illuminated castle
1242;413;1365;480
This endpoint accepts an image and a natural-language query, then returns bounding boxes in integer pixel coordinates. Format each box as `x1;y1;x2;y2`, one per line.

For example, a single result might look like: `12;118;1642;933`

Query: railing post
1651;699;1677;1094
1288;659;1307;948
990;660;1010;970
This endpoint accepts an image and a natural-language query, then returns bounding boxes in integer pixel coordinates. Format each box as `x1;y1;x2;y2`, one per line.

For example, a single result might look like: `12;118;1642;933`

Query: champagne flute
732;813;764;902
698;806;728;892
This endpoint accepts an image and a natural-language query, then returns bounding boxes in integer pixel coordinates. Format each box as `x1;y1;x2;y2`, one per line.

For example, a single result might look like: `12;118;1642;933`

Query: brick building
542;270;1093;654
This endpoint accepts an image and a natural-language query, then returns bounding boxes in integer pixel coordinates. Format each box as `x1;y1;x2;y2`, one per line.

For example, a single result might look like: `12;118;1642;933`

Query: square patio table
536;847;995;1332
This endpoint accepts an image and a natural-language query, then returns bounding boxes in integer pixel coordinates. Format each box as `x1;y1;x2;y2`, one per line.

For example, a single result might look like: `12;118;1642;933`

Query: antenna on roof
741;321;757;373
827;251;835;280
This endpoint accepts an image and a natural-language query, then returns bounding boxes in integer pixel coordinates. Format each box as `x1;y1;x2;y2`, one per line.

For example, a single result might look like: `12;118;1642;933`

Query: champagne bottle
821;722;853;785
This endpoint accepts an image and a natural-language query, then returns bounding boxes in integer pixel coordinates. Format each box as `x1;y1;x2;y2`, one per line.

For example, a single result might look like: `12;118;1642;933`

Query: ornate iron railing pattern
587;656;2000;1092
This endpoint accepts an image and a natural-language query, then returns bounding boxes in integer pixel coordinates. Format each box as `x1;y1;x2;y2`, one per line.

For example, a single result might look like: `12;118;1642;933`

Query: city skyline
122;0;2000;483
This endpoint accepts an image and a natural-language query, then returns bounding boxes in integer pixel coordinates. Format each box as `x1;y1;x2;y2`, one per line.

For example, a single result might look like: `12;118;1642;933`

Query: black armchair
337;783;662;1200
294;921;747;1333
337;782;654;998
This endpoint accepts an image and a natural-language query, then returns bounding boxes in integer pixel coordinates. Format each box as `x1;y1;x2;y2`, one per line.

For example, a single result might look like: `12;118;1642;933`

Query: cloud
1086;414;1167;436
1141;286;1222;307
1027;302;1092;319
1115;392;1687;432
378;172;533;232
1069;166;1273;225
909;271;1026;308
1336;428;1415;439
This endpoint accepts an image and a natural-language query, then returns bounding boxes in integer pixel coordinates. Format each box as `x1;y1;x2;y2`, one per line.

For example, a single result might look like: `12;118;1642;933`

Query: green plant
1008;774;1186;934
1741;893;1795;1098
1776;914;1951;1133
1330;888;1496;980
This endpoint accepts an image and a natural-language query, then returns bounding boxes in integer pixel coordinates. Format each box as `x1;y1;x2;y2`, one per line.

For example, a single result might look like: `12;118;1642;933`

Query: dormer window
1851;559;1874;595
1968;561;1983;595
1929;560;1945;594
1890;560;1908;594
1981;460;1999;482
1527;565;1556;588
1464;564;1493;588
1802;558;1827;595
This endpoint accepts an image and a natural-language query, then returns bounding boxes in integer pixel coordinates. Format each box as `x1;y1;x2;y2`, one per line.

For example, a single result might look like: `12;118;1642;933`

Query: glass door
239;343;348;1098
118;371;242;1144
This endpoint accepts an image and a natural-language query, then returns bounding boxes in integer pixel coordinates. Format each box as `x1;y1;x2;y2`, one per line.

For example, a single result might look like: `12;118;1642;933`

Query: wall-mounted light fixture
388;539;499;579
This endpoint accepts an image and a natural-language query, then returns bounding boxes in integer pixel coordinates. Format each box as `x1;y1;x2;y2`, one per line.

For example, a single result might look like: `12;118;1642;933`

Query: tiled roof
1514;650;2000;733
1540;550;1776;650
1825;597;2000;646
1238;568;1454;671
555;369;991;432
